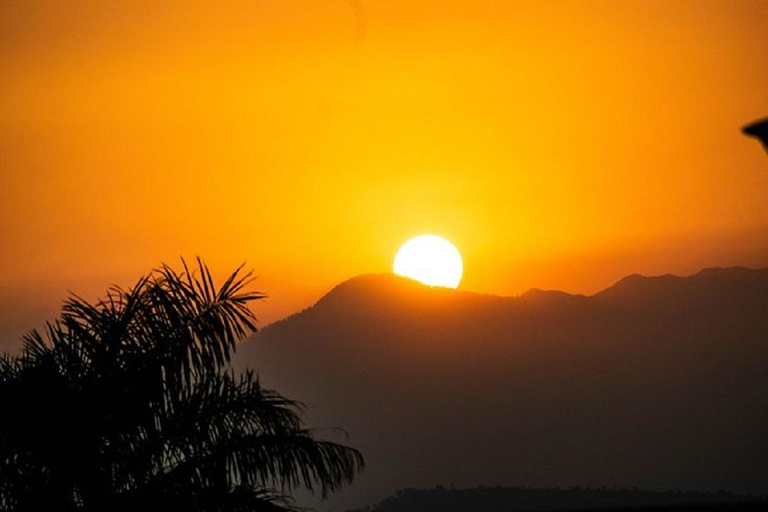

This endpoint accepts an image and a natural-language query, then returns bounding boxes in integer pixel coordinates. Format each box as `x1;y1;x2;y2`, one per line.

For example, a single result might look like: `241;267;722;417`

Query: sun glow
393;235;463;289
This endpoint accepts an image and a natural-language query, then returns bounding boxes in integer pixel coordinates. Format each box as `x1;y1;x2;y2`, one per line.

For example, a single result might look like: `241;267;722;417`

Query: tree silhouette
0;259;363;511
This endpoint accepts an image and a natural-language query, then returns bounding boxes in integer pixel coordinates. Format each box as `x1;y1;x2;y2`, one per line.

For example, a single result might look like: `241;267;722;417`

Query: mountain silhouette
235;268;768;510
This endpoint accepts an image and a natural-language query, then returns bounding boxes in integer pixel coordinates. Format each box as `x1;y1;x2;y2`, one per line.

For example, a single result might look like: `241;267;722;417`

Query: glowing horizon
2;1;768;347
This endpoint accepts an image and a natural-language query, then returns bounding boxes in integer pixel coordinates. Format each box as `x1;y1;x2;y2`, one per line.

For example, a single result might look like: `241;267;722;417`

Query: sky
2;0;768;350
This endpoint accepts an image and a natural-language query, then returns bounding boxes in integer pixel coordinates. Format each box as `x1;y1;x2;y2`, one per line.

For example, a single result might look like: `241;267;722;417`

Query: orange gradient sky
2;1;768;348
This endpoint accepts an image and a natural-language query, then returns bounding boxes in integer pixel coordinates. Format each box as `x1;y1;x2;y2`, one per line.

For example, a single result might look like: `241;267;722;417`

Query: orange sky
2;0;768;349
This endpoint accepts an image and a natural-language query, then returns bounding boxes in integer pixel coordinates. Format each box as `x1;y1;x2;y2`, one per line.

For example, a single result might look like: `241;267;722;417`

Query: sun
393;235;463;289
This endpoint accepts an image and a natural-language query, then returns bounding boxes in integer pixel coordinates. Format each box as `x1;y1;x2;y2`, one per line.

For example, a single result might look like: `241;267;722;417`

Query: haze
2;1;768;349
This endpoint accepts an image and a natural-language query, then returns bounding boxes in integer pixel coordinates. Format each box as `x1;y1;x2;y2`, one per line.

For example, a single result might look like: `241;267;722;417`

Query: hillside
234;268;768;510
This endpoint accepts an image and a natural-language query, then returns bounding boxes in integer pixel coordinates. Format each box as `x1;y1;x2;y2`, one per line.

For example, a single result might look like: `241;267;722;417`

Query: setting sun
393;235;463;288
2;2;768;510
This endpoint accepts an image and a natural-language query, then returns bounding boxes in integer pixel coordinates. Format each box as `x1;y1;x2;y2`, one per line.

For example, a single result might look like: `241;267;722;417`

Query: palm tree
0;259;363;511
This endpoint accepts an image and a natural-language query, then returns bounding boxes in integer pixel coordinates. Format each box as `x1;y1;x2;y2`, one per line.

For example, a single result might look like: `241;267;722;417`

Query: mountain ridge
257;266;768;333
235;266;768;511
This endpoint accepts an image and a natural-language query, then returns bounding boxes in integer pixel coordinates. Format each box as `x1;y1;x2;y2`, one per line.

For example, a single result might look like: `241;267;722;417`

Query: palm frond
0;259;361;511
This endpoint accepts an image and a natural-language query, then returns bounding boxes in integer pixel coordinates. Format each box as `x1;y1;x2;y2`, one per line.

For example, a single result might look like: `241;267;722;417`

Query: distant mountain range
234;268;768;511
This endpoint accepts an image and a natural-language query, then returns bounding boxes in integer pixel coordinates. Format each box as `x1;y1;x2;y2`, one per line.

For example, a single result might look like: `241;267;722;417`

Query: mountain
234;268;768;511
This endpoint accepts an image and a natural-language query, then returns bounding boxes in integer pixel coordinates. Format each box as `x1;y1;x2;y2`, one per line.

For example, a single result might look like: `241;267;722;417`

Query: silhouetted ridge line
257;272;509;334
256;267;768;333
236;265;768;510
594;266;768;303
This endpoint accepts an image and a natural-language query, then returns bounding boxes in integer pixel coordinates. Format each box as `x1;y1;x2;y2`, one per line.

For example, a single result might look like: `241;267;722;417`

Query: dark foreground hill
235;268;768;510
347;486;766;512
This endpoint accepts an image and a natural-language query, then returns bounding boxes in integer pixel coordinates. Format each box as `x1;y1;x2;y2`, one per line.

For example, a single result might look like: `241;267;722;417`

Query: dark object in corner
743;118;768;153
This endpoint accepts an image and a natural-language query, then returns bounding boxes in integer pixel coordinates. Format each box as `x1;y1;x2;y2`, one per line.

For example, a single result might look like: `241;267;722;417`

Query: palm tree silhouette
0;259;363;511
